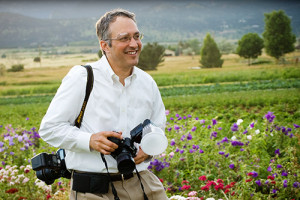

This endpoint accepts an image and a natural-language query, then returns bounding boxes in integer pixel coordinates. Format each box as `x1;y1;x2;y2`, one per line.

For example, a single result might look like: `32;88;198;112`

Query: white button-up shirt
39;56;166;173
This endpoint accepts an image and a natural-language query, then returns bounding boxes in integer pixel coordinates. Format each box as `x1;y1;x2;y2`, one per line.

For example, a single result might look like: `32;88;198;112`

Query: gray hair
96;8;136;48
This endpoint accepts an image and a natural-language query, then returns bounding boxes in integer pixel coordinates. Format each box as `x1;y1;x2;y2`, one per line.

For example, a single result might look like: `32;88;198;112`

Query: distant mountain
0;0;299;48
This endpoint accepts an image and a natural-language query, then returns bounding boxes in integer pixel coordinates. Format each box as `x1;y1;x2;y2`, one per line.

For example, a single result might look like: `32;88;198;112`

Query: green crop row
159;79;300;97
151;66;300;86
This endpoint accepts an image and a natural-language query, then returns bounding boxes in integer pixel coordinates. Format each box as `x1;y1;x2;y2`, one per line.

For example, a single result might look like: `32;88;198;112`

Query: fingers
134;147;149;164
89;131;123;154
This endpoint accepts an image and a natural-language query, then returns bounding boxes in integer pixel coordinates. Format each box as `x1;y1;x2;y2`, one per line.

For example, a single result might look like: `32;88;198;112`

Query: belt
72;171;134;194
110;173;134;181
73;171;134;182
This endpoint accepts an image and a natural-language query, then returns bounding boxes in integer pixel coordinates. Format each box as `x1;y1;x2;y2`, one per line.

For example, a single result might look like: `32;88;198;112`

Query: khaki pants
70;170;168;200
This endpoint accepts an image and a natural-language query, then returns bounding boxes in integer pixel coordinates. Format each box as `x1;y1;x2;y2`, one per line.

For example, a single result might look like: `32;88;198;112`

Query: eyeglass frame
103;32;144;43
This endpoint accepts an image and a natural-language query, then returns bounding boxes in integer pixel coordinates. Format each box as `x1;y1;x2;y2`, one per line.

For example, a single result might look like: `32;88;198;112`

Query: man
39;8;168;200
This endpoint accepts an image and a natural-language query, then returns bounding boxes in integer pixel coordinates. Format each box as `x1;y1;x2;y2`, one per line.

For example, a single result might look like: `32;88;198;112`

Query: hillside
0;0;299;48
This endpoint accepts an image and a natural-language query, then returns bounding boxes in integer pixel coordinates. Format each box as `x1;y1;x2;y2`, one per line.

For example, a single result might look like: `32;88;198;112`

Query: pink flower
198;175;207;181
188;191;198;197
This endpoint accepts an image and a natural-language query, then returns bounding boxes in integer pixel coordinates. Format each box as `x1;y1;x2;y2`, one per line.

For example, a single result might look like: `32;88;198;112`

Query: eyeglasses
104;32;144;43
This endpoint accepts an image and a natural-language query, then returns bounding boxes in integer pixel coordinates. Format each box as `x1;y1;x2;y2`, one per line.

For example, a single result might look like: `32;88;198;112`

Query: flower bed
150;111;299;199
0;111;299;199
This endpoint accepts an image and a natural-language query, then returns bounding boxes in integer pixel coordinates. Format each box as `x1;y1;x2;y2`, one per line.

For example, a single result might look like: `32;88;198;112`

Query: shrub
0;64;5;76
33;57;41;62
7;64;24;72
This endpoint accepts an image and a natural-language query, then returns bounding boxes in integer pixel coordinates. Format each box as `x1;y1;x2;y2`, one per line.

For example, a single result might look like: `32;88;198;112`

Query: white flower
247;135;252;140
236;119;243;125
255;129;260;134
231;136;237;140
206;198;215;200
270;133;273;136
170;195;186;200
22;177;29;184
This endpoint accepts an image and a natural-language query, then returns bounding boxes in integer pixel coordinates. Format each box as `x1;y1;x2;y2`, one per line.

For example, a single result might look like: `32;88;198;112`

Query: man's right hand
89;131;123;155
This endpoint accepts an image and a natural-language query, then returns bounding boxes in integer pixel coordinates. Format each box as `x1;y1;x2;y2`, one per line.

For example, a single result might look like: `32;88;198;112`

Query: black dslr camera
108;119;151;174
31;149;71;185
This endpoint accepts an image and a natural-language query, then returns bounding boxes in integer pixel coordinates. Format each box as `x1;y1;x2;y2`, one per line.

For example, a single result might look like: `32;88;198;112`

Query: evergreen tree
263;10;296;61
138;42;165;71
200;33;223;68
236;33;264;65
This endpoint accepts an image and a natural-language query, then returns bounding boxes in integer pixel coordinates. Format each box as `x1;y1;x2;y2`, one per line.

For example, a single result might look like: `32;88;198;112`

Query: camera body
31;149;71;185
108;119;151;174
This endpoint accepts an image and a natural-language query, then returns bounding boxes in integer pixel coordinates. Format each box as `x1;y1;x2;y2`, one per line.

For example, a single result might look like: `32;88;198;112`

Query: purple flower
277;164;283;168
191;126;197;132
167;127;172;132
10;152;14;155
249;122;255;129
283;180;288;188
219;151;225;155
199;149;204;153
211;131;217;138
231;123;238;132
240;148;244;151
281;171;288;177
200;119;205;124
192;145;199;150
243;130;248;134
189;149;194;153
229;164;235;169
272;189;277;194
26;117;29;121
293;124;300;128
293;182;300;188
212;119;217;126
218;127;222;130
267;166;272;172
170;139;175;146
180;135;185;141
252;171;258;178
175;114;180;118
221;137;229;143
275;149;280;155
179;150;184;154
170;117;174;121
225;153;229;158
174;125;180;130
0;142;3;148
188;114;192;118
264;111;276;123
255;179;262;186
207;125;211;129
187;133;192;140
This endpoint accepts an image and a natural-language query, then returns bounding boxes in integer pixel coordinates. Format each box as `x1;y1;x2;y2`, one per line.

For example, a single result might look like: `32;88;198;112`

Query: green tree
236;33;264;65
200;33;223;68
138;42;165;71
263;10;296;61
97;50;103;58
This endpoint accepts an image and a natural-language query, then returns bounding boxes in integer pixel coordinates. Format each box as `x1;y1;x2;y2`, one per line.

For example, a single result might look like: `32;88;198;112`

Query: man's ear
100;40;109;54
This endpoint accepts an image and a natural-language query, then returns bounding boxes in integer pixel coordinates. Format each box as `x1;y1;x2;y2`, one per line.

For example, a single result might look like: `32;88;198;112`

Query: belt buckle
121;174;125;181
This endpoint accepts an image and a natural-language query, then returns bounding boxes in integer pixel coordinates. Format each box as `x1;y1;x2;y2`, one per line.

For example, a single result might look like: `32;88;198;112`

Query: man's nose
128;37;139;47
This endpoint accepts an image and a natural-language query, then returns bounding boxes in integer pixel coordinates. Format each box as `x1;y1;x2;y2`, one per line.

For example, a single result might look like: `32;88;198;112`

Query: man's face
104;16;142;71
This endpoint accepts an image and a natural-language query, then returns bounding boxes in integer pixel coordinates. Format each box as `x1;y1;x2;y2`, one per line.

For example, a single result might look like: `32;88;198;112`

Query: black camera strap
100;153;149;200
75;65;94;128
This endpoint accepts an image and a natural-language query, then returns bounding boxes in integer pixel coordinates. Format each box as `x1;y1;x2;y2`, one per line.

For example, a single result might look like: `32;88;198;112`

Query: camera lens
116;152;135;174
36;168;59;185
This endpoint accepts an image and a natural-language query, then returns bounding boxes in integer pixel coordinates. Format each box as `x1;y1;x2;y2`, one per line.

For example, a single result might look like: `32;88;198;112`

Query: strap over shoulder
74;65;94;128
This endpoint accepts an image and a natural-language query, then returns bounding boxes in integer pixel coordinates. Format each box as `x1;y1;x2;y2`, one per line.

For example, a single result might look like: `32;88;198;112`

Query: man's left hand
134;147;150;164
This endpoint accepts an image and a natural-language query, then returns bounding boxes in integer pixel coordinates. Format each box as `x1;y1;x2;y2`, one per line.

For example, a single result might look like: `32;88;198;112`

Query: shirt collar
100;55;137;85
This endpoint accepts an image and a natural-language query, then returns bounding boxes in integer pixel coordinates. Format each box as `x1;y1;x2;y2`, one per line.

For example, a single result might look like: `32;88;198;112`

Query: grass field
0;49;300;128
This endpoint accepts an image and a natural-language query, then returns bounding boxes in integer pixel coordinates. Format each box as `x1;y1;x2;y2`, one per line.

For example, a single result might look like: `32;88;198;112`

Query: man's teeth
127;51;136;54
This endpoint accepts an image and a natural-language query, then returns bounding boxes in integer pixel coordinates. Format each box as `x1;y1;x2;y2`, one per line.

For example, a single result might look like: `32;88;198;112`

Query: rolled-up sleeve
39;65;93;152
